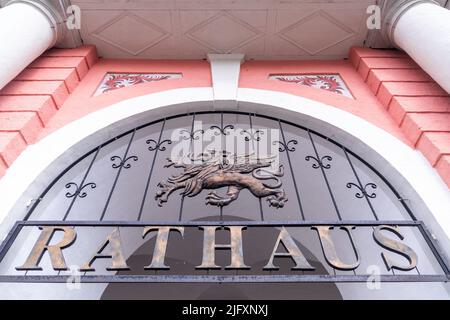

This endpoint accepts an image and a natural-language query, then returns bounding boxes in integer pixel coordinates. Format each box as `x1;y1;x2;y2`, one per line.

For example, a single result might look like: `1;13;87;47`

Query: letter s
373;225;418;271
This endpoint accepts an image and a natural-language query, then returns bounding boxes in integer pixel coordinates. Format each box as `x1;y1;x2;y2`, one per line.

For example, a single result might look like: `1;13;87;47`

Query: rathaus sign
0;112;448;283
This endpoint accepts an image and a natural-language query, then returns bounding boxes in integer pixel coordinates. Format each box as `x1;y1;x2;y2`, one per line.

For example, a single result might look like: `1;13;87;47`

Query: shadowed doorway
101;216;342;300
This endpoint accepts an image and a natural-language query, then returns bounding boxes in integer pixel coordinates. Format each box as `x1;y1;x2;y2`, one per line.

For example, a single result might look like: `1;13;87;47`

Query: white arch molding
0;88;449;299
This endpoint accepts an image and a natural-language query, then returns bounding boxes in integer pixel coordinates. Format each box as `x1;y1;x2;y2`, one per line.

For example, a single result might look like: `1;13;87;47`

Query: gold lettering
373;225;418;271
264;227;314;270
80;227;129;271
196;226;249;269
16;226;76;271
312;226;360;271
143;226;184;269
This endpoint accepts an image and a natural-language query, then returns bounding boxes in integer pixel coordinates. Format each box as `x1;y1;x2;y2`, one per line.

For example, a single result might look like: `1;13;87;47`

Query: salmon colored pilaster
42;46;98;69
401;113;450;145
377;82;447;108
0;162;5;177
436;156;450;186
389;97;450;125
367;69;432;95
0;112;42;144
416;132;450;166
0;45;98;177
16;68;80;93
28;56;89;80
349;46;407;69
0;80;69;108
350;46;450;188
0;96;56;126
0;132;26;167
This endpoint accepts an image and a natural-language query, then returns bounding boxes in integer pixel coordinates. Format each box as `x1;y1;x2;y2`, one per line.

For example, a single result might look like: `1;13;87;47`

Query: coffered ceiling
1;0;445;60
71;0;377;60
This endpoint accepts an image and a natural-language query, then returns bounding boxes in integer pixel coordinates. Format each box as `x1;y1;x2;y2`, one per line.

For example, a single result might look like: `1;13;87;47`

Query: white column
0;0;64;90
384;0;450;93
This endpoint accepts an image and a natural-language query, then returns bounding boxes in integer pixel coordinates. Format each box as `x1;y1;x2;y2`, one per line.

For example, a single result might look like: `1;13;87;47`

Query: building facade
0;0;449;299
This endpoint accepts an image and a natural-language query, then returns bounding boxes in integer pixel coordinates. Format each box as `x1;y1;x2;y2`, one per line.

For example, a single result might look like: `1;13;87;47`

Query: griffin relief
155;151;287;208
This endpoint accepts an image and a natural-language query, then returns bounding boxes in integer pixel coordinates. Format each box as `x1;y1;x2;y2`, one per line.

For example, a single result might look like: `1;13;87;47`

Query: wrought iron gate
0;111;449;283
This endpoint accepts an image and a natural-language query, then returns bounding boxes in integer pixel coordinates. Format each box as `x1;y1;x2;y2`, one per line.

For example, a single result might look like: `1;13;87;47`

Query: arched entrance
23;111;416;222
0;90;448;299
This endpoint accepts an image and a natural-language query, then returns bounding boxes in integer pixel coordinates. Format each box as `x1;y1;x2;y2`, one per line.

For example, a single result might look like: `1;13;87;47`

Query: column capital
383;0;439;47
5;0;65;47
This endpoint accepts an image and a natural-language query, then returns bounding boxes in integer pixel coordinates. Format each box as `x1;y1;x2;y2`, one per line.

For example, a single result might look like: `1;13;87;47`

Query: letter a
80;227;130;271
264;227;314;270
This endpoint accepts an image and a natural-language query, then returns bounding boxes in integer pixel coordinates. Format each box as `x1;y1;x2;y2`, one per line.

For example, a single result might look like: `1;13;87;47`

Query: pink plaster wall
40;59;211;136
239;60;411;146
39;58;410;147
350;47;450;187
0;45;97;176
0;45;448;187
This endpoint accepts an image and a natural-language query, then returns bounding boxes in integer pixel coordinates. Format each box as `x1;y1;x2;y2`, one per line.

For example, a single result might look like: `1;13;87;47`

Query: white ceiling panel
72;0;377;60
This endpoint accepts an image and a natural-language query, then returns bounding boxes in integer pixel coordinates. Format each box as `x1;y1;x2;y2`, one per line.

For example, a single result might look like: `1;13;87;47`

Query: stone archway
0;88;448;299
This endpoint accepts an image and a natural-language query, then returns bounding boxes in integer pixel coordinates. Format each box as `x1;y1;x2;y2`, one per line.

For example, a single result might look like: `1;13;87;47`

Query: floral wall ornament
269;74;353;98
94;73;182;96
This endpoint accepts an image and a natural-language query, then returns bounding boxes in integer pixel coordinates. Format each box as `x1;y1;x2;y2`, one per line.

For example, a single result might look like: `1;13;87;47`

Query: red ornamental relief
95;73;182;95
270;74;353;98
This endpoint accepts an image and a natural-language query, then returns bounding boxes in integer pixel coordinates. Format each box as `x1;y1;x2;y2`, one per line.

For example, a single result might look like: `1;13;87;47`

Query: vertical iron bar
248;113;265;221
100;129;136;221
63;146;101;221
220;112;226;221
308;131;342;220
278;120;305;220
178;197;185;222
343;147;379;220
138;119;167;221
417;222;450;275
259;200;264;221
179;114;197;221
0;222;23;264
